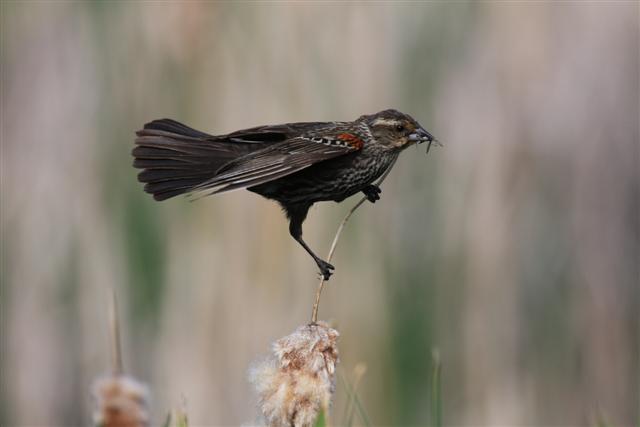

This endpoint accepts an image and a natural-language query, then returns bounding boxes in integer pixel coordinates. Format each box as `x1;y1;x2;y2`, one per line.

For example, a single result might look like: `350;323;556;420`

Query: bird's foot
362;184;381;203
317;259;335;280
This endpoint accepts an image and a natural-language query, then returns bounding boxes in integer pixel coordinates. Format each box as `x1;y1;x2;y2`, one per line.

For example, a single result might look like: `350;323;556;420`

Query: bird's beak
408;127;441;153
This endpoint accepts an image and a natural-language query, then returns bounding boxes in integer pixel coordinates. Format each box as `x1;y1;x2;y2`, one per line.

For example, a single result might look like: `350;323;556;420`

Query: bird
132;109;438;280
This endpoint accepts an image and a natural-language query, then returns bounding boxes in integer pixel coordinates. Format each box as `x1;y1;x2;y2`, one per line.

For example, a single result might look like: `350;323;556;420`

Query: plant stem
109;287;123;375
310;157;397;324
431;349;442;427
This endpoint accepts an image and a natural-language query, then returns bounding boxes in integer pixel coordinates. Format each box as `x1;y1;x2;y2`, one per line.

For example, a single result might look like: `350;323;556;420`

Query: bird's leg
287;203;335;280
362;184;381;203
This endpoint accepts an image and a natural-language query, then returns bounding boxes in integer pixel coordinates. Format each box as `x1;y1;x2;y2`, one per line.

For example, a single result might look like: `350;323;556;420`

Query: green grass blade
175;409;189;427
339;371;371;427
314;409;327;427
162;413;171;427
431;349;442;427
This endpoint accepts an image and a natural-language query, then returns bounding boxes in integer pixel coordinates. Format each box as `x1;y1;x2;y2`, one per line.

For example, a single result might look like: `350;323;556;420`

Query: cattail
249;321;340;427
91;374;150;427
91;289;150;427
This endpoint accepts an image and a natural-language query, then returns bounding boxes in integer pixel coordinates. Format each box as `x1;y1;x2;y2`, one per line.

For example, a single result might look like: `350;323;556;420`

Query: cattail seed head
250;322;340;427
91;374;150;427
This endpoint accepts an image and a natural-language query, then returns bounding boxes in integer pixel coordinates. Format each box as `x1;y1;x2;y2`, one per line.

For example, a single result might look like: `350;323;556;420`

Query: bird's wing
191;132;366;195
140;118;216;139
221;121;336;143
141;119;334;143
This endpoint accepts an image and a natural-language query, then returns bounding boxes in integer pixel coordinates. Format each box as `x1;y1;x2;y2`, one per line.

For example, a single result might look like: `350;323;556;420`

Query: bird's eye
395;124;405;132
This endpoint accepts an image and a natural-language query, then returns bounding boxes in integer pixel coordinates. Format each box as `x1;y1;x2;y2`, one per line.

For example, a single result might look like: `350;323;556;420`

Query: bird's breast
256;148;396;204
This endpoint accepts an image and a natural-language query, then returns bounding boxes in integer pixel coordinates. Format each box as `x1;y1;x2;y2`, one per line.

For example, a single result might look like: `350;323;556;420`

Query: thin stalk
310;157;397;324
109;287;123;376
431;349;442;427
338;372;372;427
343;364;367;427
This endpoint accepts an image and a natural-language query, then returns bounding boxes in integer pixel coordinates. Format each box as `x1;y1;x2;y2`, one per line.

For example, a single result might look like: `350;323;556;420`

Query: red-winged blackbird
133;109;437;279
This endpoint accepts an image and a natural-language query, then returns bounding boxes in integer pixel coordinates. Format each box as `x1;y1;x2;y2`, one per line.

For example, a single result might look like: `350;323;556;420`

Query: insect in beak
408;127;441;153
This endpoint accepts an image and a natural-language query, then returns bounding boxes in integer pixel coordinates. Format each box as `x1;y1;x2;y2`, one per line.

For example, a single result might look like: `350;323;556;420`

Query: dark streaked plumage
132;109;437;279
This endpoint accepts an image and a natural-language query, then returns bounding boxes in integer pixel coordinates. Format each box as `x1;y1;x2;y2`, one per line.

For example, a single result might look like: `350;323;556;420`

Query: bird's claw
317;260;335;280
362;185;381;203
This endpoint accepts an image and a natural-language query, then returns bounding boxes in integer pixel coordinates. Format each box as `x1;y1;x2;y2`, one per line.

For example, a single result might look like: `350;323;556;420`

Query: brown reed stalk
310;157;398;323
91;288;149;427
109;287;123;376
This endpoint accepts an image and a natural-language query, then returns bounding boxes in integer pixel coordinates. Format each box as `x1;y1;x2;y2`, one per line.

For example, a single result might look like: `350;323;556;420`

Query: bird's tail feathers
133;119;249;201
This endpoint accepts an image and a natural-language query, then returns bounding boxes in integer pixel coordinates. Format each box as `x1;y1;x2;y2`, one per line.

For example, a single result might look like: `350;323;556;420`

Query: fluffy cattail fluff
249;322;340;427
91;374;150;427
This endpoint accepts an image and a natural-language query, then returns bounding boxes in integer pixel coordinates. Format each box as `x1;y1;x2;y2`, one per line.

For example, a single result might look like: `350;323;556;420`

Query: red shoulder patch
337;133;364;150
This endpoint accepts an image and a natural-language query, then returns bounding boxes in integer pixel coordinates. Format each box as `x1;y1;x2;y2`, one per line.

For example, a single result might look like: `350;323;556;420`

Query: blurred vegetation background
1;2;638;426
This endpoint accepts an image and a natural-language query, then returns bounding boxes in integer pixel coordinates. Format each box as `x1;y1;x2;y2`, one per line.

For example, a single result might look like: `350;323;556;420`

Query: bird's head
360;109;439;152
